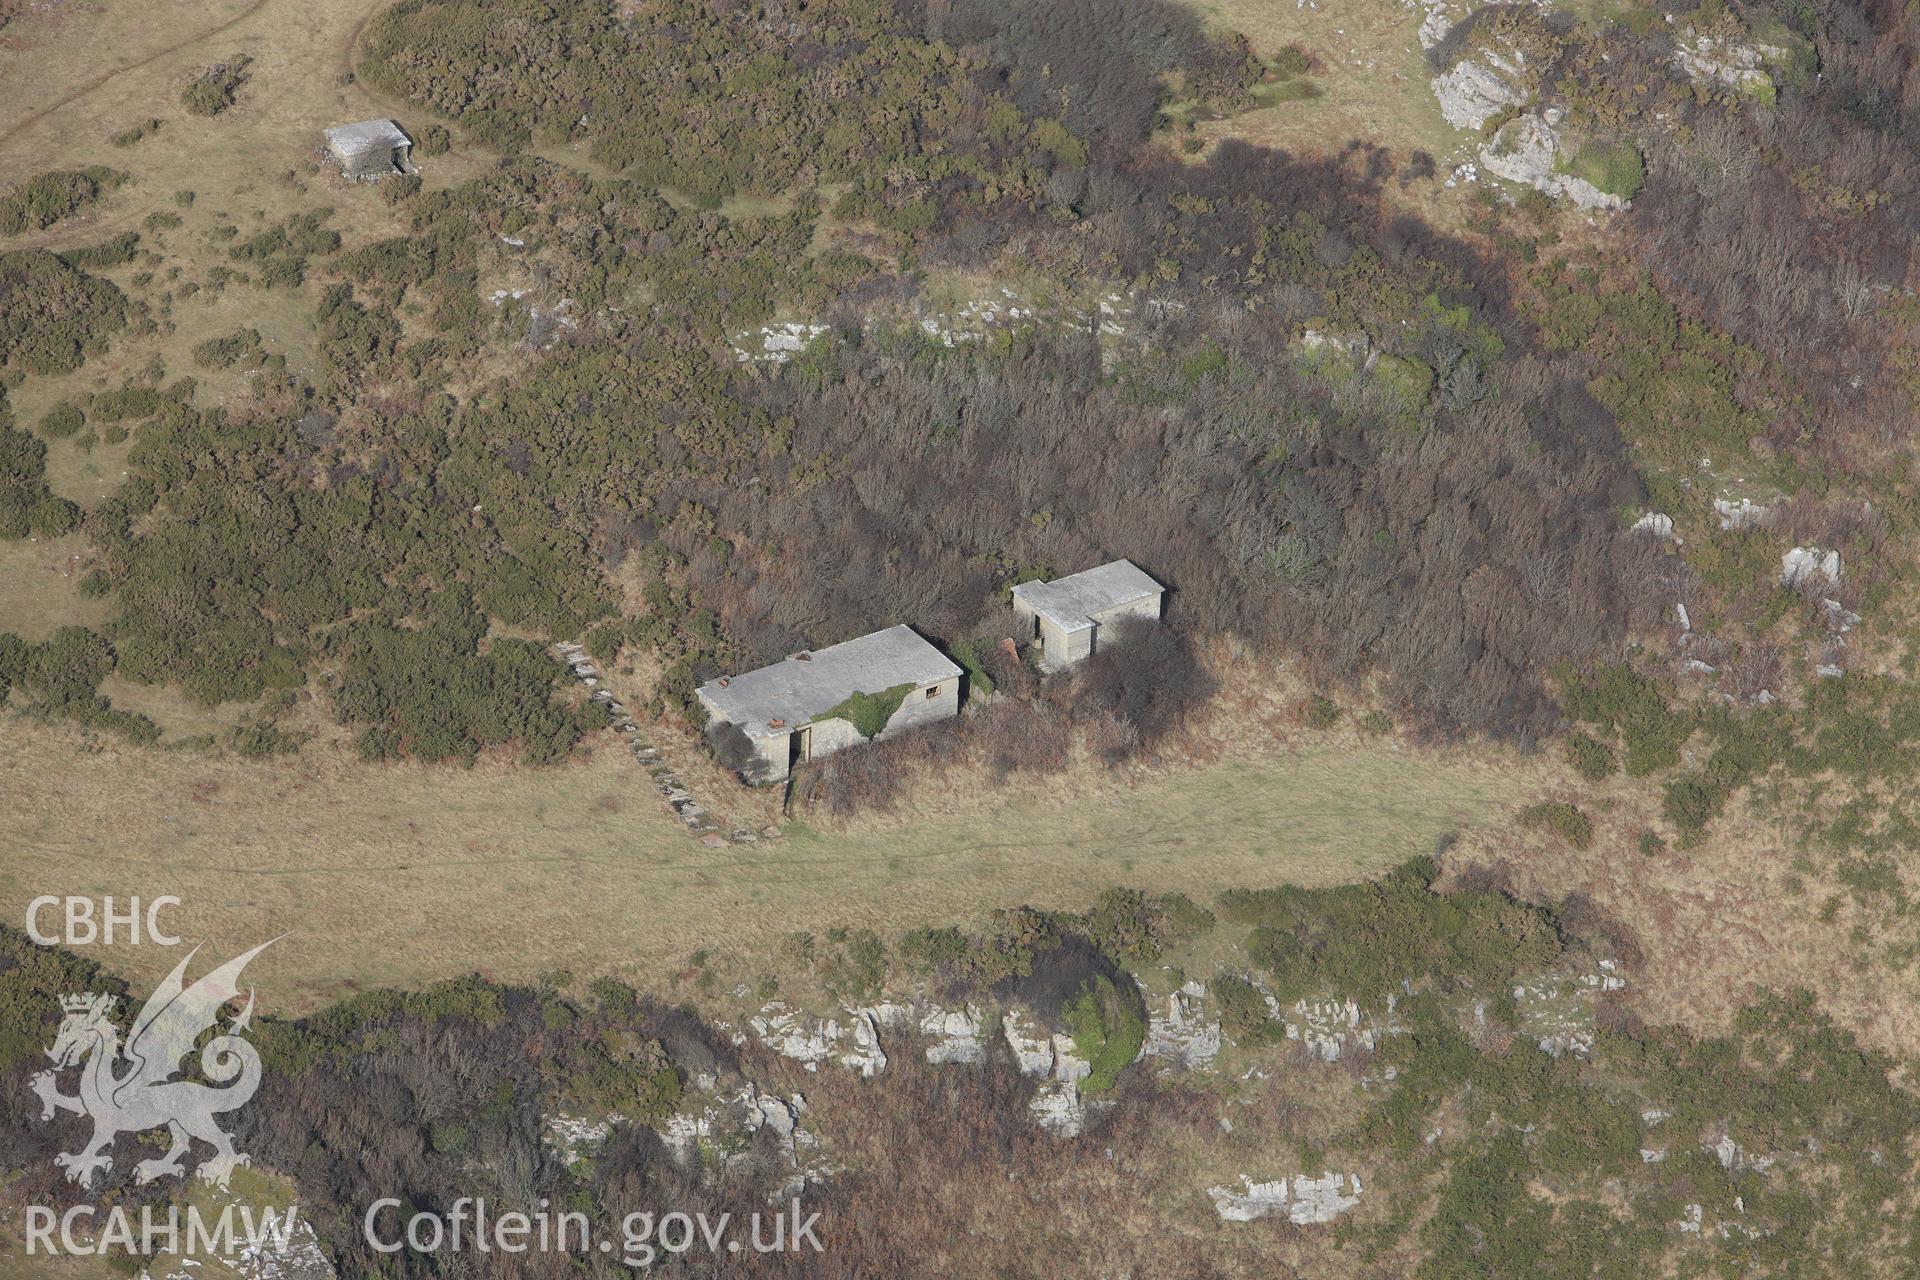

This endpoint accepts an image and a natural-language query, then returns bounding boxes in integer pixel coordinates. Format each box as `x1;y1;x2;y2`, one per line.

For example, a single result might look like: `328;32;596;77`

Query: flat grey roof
324;119;410;157
697;624;959;738
1012;559;1162;632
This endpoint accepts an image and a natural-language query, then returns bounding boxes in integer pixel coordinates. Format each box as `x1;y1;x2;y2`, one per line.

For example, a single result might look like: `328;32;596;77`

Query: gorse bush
360;0;1202;206
1225;857;1562;1004
331;590;590;765
0;626;158;741
0;167;126;235
0;396;78;539
1562;730;1617;781
1211;973;1282;1042
0;251;125;376
1079;888;1213;964
180;55;251;116
0;927;125;1070
1520;801;1595;849
59;232;140;270
38;402;84;439
1558;663;1693;775
190;328;266;371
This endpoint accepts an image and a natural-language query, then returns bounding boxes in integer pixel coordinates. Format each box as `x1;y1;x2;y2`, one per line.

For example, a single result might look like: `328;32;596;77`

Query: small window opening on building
925;686;939;699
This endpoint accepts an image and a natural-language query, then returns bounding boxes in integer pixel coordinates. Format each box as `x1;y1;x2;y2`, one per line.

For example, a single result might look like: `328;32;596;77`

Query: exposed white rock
1002;1007;1094;1134
1290;1172;1366;1224
1210;1177;1290;1223
1030;1079;1092;1137
840;1009;889;1078
659;1108;714;1167
544;1112;624;1167
746;1000;912;1075
1709;1132;1776;1174
1632;511;1676;541
229;1209;336;1280
1673;34;1785;94
1299;328;1375;368
1283;993;1403;1061
733;322;829;363
1781;546;1841;590
750;1002;837;1071
658;1083;819;1189
1715;497;1771;530
1478;113;1623;210
1820;598;1861;633
1432;57;1527;131
1209;1172;1364;1224
915;287;1062;347
1142;980;1223;1070
1514;961;1625;1058
148;1181;337;1280
921;1006;987;1065
1002;1008;1062;1076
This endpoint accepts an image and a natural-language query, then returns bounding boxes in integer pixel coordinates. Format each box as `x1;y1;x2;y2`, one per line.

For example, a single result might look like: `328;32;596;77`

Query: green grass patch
1563;140;1645;200
1063;973;1148;1092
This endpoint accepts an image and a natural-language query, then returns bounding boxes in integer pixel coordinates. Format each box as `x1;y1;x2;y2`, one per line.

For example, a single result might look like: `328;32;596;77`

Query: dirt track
0;0;271;150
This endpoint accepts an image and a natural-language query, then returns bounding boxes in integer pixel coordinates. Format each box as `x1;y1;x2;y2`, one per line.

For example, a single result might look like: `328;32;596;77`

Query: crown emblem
60;992;114;1014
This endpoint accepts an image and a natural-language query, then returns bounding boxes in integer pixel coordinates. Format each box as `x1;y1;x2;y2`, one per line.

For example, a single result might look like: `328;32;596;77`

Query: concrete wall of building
1088;593;1163;655
806;715;867;759
723;676;960;785
1012;596;1041;643
881;676;960;735
338;146;409;180
1036;617;1093;671
740;731;790;786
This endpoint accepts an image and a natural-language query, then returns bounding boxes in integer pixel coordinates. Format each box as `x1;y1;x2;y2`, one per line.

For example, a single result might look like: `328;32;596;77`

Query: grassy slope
0;719;1546;1011
6;0;1910;1081
1176;0;1470;208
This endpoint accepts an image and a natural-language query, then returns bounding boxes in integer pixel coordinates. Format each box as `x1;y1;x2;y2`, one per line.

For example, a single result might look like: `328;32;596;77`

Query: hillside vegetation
4;0;1920;1270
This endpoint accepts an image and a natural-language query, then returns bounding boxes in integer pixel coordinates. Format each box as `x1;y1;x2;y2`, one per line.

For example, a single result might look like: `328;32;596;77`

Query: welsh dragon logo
31;941;275;1190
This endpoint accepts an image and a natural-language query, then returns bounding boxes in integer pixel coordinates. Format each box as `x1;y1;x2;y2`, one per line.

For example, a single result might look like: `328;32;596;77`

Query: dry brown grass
0;533;109;641
0;708;1551;1015
1444;772;1920;1061
0;1238;120;1280
782;1048;1405;1279
1171;0;1477;224
8;0;1853;1077
0;0;499;409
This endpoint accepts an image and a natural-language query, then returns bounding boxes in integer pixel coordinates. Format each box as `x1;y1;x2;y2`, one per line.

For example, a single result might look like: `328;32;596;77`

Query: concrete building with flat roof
1012;559;1164;670
323;119;414;180
696;625;960;784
